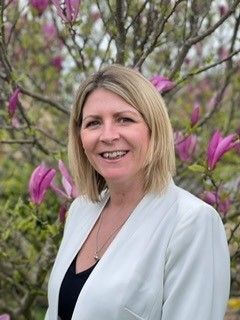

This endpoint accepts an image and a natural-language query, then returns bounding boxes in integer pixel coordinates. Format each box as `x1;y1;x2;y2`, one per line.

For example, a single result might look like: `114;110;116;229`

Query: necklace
93;205;131;261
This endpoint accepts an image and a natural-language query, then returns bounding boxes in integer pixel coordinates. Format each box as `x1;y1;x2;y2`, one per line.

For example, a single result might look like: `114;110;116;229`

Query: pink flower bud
91;10;101;22
11;115;21;128
150;75;174;93
202;191;231;216
50;160;78;199
52;55;63;71
217;46;229;60
59;204;68;223
0;314;11;320
30;0;49;15
42;22;57;41
175;132;197;162
8;88;20;117
218;4;229;17
58;160;78;198
190;101;200;126
52;0;81;24
207;130;235;170
29;164;56;205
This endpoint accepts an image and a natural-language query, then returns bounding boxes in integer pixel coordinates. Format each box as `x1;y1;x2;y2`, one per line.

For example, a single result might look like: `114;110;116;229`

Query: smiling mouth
100;150;128;160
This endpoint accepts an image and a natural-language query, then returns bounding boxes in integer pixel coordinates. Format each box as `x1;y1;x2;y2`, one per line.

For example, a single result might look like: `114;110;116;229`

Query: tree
0;0;240;318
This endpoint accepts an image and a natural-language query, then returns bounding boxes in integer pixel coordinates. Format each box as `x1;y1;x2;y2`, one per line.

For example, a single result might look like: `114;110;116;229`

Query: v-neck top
58;256;98;320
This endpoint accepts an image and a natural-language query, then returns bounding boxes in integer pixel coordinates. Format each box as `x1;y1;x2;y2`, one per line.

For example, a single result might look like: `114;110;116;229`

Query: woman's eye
85;120;100;128
118;117;134;124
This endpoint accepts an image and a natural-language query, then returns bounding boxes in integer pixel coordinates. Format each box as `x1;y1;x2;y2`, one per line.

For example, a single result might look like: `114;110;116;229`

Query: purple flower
52;55;63;71
51;160;78;199
175;132;197;162
90;10;101;22
8;88;20;117
0;314;11;320
190;101;200;126
207;130;235;170
42;22;57;41
59;160;78;197
218;4;229;17
150;75;174;93
29;164;56;205
202;191;231;216
235;141;240;155
11;114;20;128
30;0;49;15
52;0;81;24
217;46;229;60
58;204;68;223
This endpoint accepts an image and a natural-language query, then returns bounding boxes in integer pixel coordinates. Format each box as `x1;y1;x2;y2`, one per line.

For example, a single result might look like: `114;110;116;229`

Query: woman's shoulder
173;183;222;226
64;193;108;230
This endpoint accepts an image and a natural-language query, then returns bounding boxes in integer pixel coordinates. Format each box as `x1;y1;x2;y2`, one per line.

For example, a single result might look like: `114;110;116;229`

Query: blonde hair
68;64;175;202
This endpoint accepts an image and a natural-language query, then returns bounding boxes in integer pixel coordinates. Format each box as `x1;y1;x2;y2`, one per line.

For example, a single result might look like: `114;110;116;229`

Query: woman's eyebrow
82;110;139;122
113;110;140;117
82;115;101;122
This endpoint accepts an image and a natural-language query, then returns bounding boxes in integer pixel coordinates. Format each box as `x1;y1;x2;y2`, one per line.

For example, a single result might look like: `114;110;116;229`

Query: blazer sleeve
161;204;230;320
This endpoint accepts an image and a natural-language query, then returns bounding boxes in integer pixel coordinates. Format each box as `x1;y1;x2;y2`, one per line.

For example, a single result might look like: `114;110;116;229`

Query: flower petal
8;88;20;117
29;164;56;204
0;314;11;320
190;101;200;126
207;130;222;169
150;75;174;93
211;134;234;169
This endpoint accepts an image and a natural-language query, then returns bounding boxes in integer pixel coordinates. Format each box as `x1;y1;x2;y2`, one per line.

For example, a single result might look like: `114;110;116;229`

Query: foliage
0;0;240;318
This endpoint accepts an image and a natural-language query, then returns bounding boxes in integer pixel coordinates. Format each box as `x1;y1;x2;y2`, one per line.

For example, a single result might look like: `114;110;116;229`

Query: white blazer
45;181;230;320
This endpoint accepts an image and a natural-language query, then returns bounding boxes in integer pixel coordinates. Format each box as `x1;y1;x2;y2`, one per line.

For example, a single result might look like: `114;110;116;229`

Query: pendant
94;253;100;261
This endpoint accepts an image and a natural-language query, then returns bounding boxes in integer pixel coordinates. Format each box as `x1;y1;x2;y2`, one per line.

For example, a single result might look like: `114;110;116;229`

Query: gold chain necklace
93;206;131;261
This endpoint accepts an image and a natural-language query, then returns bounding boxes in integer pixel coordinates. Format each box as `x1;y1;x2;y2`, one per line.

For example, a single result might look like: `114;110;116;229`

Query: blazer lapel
71;180;178;320
48;195;109;320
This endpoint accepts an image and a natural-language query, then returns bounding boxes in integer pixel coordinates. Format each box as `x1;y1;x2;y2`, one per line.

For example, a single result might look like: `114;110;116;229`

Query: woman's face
80;88;150;188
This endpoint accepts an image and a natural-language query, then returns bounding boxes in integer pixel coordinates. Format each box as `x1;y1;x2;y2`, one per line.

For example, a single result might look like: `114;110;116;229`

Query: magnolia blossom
202;191;231;216
30;0;49;15
217;46;229;60
91;10;101;22
51;160;78;199
11;115;20;128
42;22;57;41
8;88;20;117
29;164;56;205
52;0;81;23
218;4;229;17
52;55;63;71
190;101;200;126
207;130;235;170
59;204;68;223
175;132;197;162
235;141;240;155
150;75;174;93
0;314;11;320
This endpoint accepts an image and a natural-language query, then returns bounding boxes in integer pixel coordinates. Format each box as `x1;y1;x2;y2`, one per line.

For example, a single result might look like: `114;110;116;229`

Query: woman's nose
99;123;120;143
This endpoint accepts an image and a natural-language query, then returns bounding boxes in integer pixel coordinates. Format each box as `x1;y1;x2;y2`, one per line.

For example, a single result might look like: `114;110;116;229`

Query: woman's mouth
100;150;128;160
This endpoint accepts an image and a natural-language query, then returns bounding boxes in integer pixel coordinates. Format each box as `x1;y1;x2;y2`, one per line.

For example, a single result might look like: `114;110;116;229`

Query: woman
45;64;230;320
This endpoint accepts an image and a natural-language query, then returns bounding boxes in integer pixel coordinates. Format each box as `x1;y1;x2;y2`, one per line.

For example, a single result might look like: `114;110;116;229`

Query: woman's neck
107;180;145;211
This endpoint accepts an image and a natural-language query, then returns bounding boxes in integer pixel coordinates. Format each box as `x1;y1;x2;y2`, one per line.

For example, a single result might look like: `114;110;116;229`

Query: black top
58;256;98;320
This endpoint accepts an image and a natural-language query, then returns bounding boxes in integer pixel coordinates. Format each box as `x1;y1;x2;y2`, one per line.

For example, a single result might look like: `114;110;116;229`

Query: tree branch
19;86;70;115
115;0;127;64
169;0;240;79
134;0;185;69
188;0;240;46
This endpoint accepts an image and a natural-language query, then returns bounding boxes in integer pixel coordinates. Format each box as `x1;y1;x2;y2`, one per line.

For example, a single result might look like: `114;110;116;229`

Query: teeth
102;151;127;159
